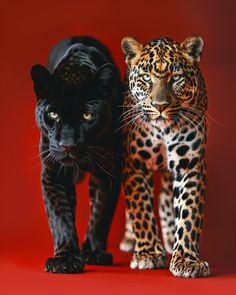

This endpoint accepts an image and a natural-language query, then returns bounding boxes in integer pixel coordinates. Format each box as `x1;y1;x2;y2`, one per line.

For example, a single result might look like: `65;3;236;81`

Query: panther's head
31;62;115;168
121;36;205;127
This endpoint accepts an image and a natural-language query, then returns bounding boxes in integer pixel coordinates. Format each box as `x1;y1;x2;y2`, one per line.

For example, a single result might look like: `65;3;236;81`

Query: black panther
31;36;123;273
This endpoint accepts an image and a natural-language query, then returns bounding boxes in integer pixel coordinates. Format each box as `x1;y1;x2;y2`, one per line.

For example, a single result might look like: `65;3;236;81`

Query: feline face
121;36;205;127
31;64;114;166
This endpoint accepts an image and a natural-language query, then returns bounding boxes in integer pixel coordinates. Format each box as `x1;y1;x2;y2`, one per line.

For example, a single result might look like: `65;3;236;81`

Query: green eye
48;112;59;121
83;112;93;121
142;74;152;83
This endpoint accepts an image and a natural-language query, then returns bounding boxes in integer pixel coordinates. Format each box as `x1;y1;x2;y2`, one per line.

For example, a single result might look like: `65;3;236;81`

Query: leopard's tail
119;211;135;252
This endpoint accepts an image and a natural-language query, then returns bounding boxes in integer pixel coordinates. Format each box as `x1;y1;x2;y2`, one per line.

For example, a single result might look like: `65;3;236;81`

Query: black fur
31;36;123;273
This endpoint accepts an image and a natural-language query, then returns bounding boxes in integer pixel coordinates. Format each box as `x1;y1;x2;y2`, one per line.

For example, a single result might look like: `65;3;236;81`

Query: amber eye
142;74;152;83
47;112;59;122
83;112;93;121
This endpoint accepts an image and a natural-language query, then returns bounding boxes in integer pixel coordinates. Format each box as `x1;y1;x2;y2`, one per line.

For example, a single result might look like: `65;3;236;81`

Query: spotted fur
120;36;210;278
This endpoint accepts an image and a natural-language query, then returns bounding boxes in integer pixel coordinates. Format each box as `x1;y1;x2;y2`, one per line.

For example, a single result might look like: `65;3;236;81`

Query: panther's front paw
82;250;113;266
130;251;167;270
170;256;210;278
44;255;84;274
119;237;135;252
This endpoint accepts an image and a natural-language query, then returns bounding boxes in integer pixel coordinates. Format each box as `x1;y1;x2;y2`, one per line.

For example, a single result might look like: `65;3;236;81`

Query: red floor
1;249;236;295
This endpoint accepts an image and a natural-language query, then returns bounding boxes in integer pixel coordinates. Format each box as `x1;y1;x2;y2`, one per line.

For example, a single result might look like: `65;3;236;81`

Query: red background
1;0;236;293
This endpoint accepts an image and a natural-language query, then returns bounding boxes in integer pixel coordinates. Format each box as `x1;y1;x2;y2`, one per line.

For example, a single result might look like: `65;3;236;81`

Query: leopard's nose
151;100;170;112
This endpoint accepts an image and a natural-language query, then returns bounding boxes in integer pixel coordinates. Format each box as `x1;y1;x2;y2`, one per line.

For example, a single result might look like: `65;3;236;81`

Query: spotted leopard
120;35;210;278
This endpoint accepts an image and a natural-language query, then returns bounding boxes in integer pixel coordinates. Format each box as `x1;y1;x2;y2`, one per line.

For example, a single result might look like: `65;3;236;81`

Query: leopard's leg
119;210;135;252
82;167;121;265
120;171;175;254
159;171;175;255
123;160;167;269
170;157;210;278
41;167;84;274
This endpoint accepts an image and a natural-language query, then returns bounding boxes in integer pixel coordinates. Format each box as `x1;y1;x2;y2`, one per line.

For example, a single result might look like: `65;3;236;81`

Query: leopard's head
121;36;206;127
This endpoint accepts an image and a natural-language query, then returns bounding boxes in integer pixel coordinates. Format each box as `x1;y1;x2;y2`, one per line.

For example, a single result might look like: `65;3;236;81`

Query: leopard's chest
128;123;182;172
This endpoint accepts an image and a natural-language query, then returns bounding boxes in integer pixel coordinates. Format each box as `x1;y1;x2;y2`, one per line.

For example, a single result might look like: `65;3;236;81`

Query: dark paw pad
44;255;84;274
82;250;113;266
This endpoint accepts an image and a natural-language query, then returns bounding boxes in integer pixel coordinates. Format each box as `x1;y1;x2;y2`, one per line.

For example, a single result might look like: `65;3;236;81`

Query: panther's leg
170;157;210;278
119;210;135;252
83;167;121;265
159;171;175;255
123;159;167;269
42;167;84;274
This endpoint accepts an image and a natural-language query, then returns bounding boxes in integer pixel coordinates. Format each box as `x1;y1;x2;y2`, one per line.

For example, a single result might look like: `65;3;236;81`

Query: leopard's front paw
82;250;113;266
130;251;167;270
44;255;84;274
170;256;210;278
119;237;135;252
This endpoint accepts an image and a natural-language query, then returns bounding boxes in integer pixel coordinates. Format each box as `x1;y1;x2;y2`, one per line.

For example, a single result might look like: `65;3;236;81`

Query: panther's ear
121;37;143;67
180;36;204;63
30;64;52;99
96;63;115;96
31;64;51;83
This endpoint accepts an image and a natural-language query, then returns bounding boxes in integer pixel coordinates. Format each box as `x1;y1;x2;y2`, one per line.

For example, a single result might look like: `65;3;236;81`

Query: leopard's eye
172;74;182;82
48;112;59;122
83;112;93;121
142;74;152;83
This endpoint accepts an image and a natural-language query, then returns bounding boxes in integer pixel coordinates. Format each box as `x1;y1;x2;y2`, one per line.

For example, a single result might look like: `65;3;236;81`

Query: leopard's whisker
116;113;143;132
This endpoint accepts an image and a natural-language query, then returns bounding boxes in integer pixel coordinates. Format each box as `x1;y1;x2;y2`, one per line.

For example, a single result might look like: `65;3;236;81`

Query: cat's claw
44;255;84;274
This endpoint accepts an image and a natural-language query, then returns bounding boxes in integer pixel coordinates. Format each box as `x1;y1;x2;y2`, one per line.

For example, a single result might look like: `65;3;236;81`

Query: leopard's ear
121;36;143;67
31;64;52;99
180;36;204;63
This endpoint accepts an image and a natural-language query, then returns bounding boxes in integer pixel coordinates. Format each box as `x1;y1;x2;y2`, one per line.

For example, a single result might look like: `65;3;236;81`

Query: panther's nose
151;100;170;112
59;142;77;153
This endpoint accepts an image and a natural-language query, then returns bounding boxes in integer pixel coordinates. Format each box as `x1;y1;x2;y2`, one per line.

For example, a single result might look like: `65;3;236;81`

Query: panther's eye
48;112;59;122
142;74;152;83
172;74;182;82
83;112;93;121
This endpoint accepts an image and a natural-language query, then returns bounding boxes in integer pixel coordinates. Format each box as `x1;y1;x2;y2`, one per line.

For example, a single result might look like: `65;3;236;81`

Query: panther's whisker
88;145;122;156
85;151;115;178
87;146;113;164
